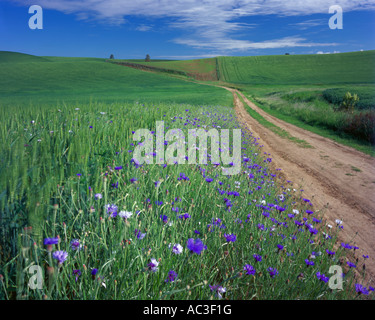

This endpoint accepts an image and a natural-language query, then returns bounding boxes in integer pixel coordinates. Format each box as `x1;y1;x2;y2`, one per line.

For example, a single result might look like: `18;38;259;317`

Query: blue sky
1;0;375;59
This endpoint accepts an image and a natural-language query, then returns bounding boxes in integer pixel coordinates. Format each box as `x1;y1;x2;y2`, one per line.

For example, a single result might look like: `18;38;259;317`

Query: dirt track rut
226;87;375;283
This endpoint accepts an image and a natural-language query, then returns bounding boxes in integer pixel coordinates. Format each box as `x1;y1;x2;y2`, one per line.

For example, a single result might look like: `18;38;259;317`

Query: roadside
227;87;375;283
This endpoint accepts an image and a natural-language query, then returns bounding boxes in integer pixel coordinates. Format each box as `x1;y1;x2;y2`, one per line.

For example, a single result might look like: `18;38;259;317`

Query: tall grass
0;100;372;300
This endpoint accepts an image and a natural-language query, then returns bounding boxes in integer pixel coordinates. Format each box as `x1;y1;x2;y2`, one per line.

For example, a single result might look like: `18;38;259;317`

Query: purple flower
355;284;370;295
130;178;137;183
267;267;279;278
44;237;59;245
347;261;356;268
160;214;168;223
135;229;146;239
172;243;183;254
115;166;123;170
70;239;82;251
305;259;315;266
95;193;103;199
148;258;159;272
178;213;191;220
277;244;284;251
165;270;178;283
105;204;118;217
224;233;237;242
244;264;256;275
91;268;98;276
186;238;206;255
209;285;226;299
306;210;314;215
253;254;262;262
316;272;329;283
52;250;68;264
205;177;213;183
73;269;81;282
341;243;353;249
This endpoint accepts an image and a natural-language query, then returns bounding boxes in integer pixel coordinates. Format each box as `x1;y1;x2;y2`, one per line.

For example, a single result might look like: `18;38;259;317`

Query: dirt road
226;87;375;283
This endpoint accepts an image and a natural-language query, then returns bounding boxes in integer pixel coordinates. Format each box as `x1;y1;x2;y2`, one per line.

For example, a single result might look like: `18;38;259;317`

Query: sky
1;0;375;59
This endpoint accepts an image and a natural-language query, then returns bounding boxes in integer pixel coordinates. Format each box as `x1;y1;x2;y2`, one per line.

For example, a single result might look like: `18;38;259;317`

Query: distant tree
145;54;151;62
109;54;114;59
285;53;290;55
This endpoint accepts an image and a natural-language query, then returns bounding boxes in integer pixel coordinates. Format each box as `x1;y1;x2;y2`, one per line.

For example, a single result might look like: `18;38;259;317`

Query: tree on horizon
145;54;150;62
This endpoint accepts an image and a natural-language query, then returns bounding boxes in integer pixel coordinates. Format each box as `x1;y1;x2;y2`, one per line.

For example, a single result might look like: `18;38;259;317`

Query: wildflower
347;261;356;268
277;244;284;251
95;193;103;199
224;234;237;243
267;267;279;278
148;258;159;272
52;250;68;264
130;178;137;183
355;284;370;295
171;243;183;255
205;177;213;183
186;238;206;255
44;237;59;245
105;204;118;218
306;210;314;215
253;254;262;262
119;211;133;219
165;270;178;283
326;249;335;256
114;166;123;170
73;269;81;282
244;264;256;275
70;239;82;251
341;243;353;249
209;285;226;299
91;268;98;276
316;272;329;283
160;214;168;223
305;259;315;266
178;213;191;220
135;229;146;239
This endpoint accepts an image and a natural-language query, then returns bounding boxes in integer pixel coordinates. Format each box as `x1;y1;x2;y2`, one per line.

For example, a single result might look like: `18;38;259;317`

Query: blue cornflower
165;270;178;283
253;254;262;262
178;213;191;220
52;250;68;264
305;259;315;266
135;229;146;239
186;238;206;255
105;204;118;217
267;267;279;278
316;272;329;283
243;264;256;275
224;233;237;242
70;239;82;251
355;284;370;295
160;214;168;223
44;237;59;245
347;261;356;268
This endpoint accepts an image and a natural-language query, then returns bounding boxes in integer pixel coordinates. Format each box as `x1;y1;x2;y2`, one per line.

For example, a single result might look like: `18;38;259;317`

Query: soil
225;87;375;284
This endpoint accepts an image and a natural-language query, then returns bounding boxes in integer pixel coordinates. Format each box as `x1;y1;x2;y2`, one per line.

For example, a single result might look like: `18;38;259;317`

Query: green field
0;50;374;300
0;53;232;107
217;51;375;85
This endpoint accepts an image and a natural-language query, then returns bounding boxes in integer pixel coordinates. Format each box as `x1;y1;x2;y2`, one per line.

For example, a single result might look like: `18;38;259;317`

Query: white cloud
10;0;375;52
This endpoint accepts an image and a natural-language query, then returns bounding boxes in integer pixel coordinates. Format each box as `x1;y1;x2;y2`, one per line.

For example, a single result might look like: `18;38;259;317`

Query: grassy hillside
0;51;50;63
217;51;375;85
0;53;231;107
116;58;218;81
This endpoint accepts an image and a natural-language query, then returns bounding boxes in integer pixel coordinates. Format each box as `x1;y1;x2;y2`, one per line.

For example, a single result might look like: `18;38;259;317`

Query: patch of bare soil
226;87;375;284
